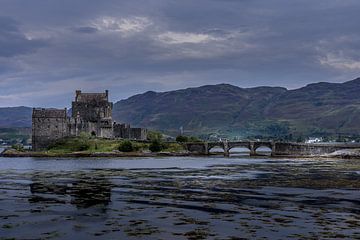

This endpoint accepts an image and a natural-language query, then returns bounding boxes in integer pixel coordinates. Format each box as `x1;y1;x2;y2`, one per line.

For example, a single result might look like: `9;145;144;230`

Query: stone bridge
185;141;360;157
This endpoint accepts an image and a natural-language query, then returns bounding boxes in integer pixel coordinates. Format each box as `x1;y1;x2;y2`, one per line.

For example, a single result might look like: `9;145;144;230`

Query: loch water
0;154;359;239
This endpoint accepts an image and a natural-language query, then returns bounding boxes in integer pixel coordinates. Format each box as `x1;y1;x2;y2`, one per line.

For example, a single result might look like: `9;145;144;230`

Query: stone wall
32;108;68;151
113;123;147;140
113;123;130;138
129;128;148;140
99;118;113;138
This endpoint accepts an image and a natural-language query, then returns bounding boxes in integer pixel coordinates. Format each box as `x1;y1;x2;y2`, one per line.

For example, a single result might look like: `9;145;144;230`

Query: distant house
305;137;323;144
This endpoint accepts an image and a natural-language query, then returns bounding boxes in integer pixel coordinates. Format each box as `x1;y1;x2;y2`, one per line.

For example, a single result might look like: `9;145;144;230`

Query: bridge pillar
204;142;209;155
223;141;229;157
250;142;256;156
271;142;276;157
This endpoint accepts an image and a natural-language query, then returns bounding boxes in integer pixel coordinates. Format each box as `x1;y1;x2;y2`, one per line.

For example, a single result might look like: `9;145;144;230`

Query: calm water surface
0;155;359;239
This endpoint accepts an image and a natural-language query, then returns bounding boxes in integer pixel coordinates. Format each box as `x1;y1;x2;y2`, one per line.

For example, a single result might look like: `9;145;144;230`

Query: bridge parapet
185;142;208;155
185;141;360;157
185;141;274;156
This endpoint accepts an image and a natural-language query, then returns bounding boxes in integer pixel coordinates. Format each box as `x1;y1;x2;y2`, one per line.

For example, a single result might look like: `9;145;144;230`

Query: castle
32;90;148;151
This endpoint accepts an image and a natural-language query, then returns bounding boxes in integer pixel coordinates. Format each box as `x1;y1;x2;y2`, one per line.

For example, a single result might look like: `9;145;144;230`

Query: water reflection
0;157;359;239
30;174;111;209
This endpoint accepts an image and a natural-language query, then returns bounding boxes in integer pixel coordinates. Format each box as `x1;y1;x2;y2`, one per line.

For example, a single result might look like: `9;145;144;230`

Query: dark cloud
0;0;359;107
72;26;98;34
0;16;46;57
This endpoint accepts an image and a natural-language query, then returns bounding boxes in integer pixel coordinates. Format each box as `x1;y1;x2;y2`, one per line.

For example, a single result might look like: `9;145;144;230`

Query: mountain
266;78;360;136
113;78;360;137
2;78;360;138
0;106;32;127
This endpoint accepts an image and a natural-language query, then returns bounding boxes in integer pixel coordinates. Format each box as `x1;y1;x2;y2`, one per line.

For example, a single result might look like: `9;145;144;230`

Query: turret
75;90;81;102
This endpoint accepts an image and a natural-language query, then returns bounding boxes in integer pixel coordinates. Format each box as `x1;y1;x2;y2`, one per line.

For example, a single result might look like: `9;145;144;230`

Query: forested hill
113;78;360;138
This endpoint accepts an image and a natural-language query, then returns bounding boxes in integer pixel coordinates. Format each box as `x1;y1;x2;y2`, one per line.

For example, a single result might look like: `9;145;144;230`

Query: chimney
105;90;109;100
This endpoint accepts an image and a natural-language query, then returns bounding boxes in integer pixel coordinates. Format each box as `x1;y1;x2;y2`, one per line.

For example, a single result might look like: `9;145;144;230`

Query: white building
305;137;323;144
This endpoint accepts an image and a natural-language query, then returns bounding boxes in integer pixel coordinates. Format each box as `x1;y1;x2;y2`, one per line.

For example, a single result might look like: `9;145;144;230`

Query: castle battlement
32;108;67;118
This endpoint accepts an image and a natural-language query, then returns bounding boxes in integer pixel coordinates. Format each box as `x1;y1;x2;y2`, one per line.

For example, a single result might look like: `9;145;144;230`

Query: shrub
149;139;163;152
47;136;90;152
189;136;201;142
176;135;189;142
76;141;90;151
11;144;24;151
163;143;186;152
79;132;91;139
176;135;202;143
147;131;163;141
118;140;134;152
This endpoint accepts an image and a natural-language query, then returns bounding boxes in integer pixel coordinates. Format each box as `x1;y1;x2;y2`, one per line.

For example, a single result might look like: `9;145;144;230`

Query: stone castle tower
32;90;147;151
69;90;113;138
32;108;68;151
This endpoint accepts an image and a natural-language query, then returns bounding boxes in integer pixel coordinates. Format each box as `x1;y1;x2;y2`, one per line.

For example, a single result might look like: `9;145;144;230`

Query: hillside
0;106;32;127
113;78;360;138
1;78;360;139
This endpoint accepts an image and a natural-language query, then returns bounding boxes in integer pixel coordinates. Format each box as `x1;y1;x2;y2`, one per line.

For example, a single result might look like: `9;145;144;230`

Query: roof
75;90;108;102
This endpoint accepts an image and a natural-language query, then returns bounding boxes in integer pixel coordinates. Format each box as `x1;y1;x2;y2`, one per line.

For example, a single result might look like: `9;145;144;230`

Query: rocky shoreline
2;147;360;159
321;149;360;159
0;148;194;158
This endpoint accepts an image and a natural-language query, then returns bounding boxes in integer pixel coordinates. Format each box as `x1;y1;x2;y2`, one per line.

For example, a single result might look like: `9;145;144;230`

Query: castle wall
32;108;68;151
32;90;149;151
99;118;113;138
113;123;130;138
129;128;148;140
113;123;147;140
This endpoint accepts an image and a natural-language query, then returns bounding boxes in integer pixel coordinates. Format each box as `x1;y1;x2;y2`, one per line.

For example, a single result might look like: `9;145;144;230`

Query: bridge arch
185;141;274;157
228;142;251;151
228;146;251;156
253;142;274;156
254;146;272;156
227;142;251;156
208;142;225;154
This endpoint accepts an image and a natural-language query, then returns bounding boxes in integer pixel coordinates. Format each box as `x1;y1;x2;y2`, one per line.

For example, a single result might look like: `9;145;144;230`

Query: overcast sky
0;0;360;107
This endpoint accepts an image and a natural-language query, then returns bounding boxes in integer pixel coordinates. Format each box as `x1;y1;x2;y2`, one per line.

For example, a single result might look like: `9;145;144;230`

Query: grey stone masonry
32;108;68;151
113;123;148;140
32;90;148;151
72;90;112;122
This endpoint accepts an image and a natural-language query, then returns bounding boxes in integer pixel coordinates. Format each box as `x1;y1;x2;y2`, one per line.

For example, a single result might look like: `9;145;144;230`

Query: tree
176;135;188;142
119;140;134;152
147;131;163;141
149;139;163;152
189;136;201;142
11;143;24;151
